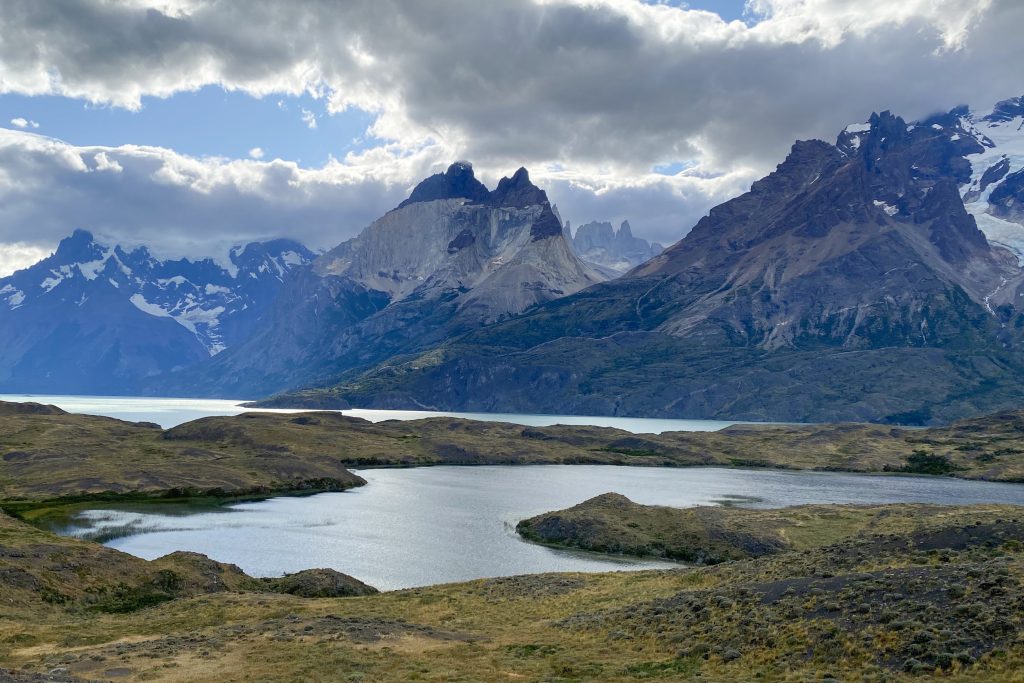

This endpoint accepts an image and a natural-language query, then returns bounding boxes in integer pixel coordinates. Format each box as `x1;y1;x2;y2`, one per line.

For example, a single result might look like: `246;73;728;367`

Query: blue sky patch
0;87;379;166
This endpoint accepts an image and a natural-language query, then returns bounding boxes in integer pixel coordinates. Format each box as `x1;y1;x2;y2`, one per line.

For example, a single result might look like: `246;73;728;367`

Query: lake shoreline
48;464;1024;590
10;458;1019;529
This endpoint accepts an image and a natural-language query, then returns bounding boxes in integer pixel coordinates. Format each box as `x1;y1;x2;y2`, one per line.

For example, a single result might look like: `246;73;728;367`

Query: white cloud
0;242;51;277
9;117;39;129
248;146;264;159
93;151;123;172
0;0;1020;250
0;128;439;265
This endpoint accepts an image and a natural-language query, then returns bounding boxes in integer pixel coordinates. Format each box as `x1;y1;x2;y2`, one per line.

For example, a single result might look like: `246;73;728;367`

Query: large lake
0;394;752;433
59;465;1024;591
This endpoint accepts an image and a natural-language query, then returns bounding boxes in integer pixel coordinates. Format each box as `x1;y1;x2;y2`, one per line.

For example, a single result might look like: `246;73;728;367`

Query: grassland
2;503;1024;681
3;400;1024;680
517;493;1024;566
6;399;1024;514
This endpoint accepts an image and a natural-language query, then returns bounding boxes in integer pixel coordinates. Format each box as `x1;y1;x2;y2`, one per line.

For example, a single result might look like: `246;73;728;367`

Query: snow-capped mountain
837;96;1024;261
0;230;314;393
567;220;664;273
960;97;1024;259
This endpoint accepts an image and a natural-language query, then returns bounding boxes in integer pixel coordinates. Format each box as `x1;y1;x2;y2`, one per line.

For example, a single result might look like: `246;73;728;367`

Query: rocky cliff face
164;162;606;398
569;220;663;273
0;231;314;394
307;101;1024;424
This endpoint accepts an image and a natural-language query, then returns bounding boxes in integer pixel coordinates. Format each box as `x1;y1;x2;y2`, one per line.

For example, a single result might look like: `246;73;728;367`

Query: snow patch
280;250;306;267
78;251;112;280
1;284;25;309
873;200;899;217
129;293;173;319
973;213;1024;264
845;123;870;133
158;276;190;287
40;276;62;292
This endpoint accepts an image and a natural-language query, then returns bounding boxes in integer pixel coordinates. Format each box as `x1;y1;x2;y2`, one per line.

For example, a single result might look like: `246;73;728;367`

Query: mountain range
261;96;1024;424
0;232;313;394
4;96;1024;424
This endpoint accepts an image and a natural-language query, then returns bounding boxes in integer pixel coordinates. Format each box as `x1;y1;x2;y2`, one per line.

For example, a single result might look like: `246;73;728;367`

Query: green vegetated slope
2;503;1024;681
517;493;1024;564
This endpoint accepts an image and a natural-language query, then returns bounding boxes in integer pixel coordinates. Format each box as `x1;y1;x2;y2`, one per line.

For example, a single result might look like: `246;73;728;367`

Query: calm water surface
0;394;752;432
60;465;1024;591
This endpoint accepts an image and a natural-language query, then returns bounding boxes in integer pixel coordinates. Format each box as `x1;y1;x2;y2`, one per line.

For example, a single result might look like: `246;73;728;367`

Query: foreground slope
2;402;1024;679
1;501;1023;681
298;101;1024;424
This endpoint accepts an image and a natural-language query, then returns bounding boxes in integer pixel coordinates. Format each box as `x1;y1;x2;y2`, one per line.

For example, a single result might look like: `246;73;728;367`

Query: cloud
300;108;318;130
0;126;747;271
0;128;449;271
0;0;1020;257
0;241;51;278
9;117;39;129
248;146;264;159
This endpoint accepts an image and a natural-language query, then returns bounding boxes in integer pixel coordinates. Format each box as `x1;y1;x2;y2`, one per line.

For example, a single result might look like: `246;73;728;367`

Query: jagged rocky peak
180;159;609;399
490;167;548;209
569;220;664;273
896;97;1024;261
396;161;490;209
396;161;555;214
983;95;1024;123
52;228;107;264
318;161;602;301
574;221;616;249
229;238;316;274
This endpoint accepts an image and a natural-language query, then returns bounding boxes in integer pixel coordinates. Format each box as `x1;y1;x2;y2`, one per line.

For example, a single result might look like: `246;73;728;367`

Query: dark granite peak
489;167;549;209
53;229;105;264
397;161;490;209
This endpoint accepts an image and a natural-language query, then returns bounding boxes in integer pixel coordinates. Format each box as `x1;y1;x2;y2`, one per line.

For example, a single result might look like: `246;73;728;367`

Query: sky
0;0;1021;276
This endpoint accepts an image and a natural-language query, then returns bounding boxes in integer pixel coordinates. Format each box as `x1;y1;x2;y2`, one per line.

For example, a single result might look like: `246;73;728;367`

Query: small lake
0;394;758;432
57;465;1024;591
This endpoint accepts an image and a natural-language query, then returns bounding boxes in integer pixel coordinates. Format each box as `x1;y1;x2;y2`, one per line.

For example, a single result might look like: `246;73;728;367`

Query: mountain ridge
0;230;315;394
265;98;1024;424
154;162;606;398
